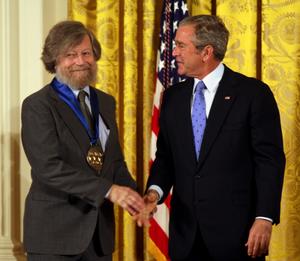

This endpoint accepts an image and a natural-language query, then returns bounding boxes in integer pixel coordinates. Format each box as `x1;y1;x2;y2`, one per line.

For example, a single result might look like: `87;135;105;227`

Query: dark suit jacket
147;65;285;260
21;83;136;255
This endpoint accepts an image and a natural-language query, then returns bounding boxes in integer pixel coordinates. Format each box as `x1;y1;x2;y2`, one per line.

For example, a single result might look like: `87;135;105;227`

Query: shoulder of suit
21;84;56;111
22;84;53;103
224;65;269;92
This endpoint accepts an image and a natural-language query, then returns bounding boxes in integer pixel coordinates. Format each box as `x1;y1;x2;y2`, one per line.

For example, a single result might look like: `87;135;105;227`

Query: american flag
149;0;188;260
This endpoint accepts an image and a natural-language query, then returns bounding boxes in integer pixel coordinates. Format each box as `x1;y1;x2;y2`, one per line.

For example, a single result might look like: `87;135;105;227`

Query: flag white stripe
153;203;170;236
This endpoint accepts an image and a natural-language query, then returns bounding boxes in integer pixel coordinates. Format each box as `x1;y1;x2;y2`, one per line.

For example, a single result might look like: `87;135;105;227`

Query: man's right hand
107;184;145;216
133;190;159;227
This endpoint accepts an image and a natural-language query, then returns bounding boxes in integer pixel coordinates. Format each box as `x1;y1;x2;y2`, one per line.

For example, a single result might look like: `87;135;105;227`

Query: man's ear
201;45;214;62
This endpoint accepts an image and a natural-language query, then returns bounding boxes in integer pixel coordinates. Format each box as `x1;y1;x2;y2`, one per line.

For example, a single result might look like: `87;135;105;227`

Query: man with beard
21;21;145;261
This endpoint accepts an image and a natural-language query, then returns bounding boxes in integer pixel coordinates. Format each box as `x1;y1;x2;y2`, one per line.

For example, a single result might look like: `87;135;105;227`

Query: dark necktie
78;90;94;136
191;81;206;160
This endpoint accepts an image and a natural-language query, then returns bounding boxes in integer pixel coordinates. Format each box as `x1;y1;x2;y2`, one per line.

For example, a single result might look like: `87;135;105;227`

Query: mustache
69;65;91;72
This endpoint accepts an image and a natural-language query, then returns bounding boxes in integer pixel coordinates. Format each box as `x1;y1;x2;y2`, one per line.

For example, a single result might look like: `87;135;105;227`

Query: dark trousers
27;220;111;261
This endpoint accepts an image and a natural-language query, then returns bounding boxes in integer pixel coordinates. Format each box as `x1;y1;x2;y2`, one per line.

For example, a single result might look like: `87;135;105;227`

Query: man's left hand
245;219;272;258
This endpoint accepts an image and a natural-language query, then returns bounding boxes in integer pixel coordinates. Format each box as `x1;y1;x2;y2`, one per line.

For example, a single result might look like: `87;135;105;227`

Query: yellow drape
69;0;300;260
261;2;300;260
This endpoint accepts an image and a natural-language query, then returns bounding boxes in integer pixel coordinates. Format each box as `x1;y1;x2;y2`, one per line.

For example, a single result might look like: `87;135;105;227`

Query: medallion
87;145;104;172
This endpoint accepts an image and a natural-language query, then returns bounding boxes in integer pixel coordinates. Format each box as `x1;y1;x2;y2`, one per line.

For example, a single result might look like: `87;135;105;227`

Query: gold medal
86;145;104;172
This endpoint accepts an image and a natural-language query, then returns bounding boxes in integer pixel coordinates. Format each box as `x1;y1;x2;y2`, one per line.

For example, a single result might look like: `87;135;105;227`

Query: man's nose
172;47;178;56
74;54;86;64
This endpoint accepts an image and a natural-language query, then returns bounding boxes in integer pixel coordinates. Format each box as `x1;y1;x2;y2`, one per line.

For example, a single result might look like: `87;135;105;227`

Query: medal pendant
86;145;104;172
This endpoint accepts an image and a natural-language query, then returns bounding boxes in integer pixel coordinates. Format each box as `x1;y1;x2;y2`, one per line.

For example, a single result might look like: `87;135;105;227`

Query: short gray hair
180;15;229;61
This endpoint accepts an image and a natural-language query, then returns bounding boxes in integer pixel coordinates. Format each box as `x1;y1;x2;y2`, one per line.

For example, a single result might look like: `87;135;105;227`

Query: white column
0;0;24;259
0;0;67;260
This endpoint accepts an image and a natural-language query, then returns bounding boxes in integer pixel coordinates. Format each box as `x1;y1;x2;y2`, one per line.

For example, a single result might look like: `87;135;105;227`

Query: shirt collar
193;63;224;93
71;86;90;99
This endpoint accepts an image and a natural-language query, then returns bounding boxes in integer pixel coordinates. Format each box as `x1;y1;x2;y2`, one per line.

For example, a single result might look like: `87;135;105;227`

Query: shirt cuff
105;187;112;198
255;216;273;223
148;185;163;201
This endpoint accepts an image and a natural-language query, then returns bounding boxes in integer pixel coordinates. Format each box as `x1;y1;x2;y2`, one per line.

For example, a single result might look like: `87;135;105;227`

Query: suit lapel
48;85;90;154
197;67;237;169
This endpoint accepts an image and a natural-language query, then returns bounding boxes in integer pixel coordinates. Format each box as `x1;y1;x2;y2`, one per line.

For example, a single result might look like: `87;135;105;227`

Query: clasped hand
133;190;158;227
107;185;158;227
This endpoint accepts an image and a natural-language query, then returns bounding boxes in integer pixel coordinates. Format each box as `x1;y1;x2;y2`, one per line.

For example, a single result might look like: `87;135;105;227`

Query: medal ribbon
51;77;99;145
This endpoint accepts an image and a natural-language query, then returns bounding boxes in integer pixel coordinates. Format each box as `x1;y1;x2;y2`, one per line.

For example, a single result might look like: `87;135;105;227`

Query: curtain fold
69;0;300;260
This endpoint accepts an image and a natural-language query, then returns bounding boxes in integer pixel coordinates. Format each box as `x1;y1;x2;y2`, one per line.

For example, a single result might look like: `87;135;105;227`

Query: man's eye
66;53;76;58
82;51;92;56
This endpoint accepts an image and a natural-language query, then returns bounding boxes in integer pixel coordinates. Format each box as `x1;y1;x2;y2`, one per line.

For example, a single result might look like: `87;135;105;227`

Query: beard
56;62;97;89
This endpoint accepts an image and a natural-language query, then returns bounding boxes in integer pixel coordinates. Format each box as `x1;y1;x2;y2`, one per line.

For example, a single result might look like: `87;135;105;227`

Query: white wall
0;0;67;259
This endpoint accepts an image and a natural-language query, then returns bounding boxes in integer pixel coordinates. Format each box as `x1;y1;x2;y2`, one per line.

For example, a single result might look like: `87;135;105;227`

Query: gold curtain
69;0;300;260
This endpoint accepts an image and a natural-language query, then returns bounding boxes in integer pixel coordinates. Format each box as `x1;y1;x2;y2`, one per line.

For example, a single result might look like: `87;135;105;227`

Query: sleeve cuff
255;216;273;223
147;185;163;201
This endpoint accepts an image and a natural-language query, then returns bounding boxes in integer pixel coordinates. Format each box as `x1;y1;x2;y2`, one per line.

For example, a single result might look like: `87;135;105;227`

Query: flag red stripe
151;106;160;136
149;218;170;259
164;193;171;209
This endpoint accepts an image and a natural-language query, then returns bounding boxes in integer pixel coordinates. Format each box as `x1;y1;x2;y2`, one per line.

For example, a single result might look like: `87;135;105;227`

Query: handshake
107;185;159;227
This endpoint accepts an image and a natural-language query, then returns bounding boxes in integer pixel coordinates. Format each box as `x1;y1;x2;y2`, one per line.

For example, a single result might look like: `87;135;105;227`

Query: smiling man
21;21;145;261
140;15;285;261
